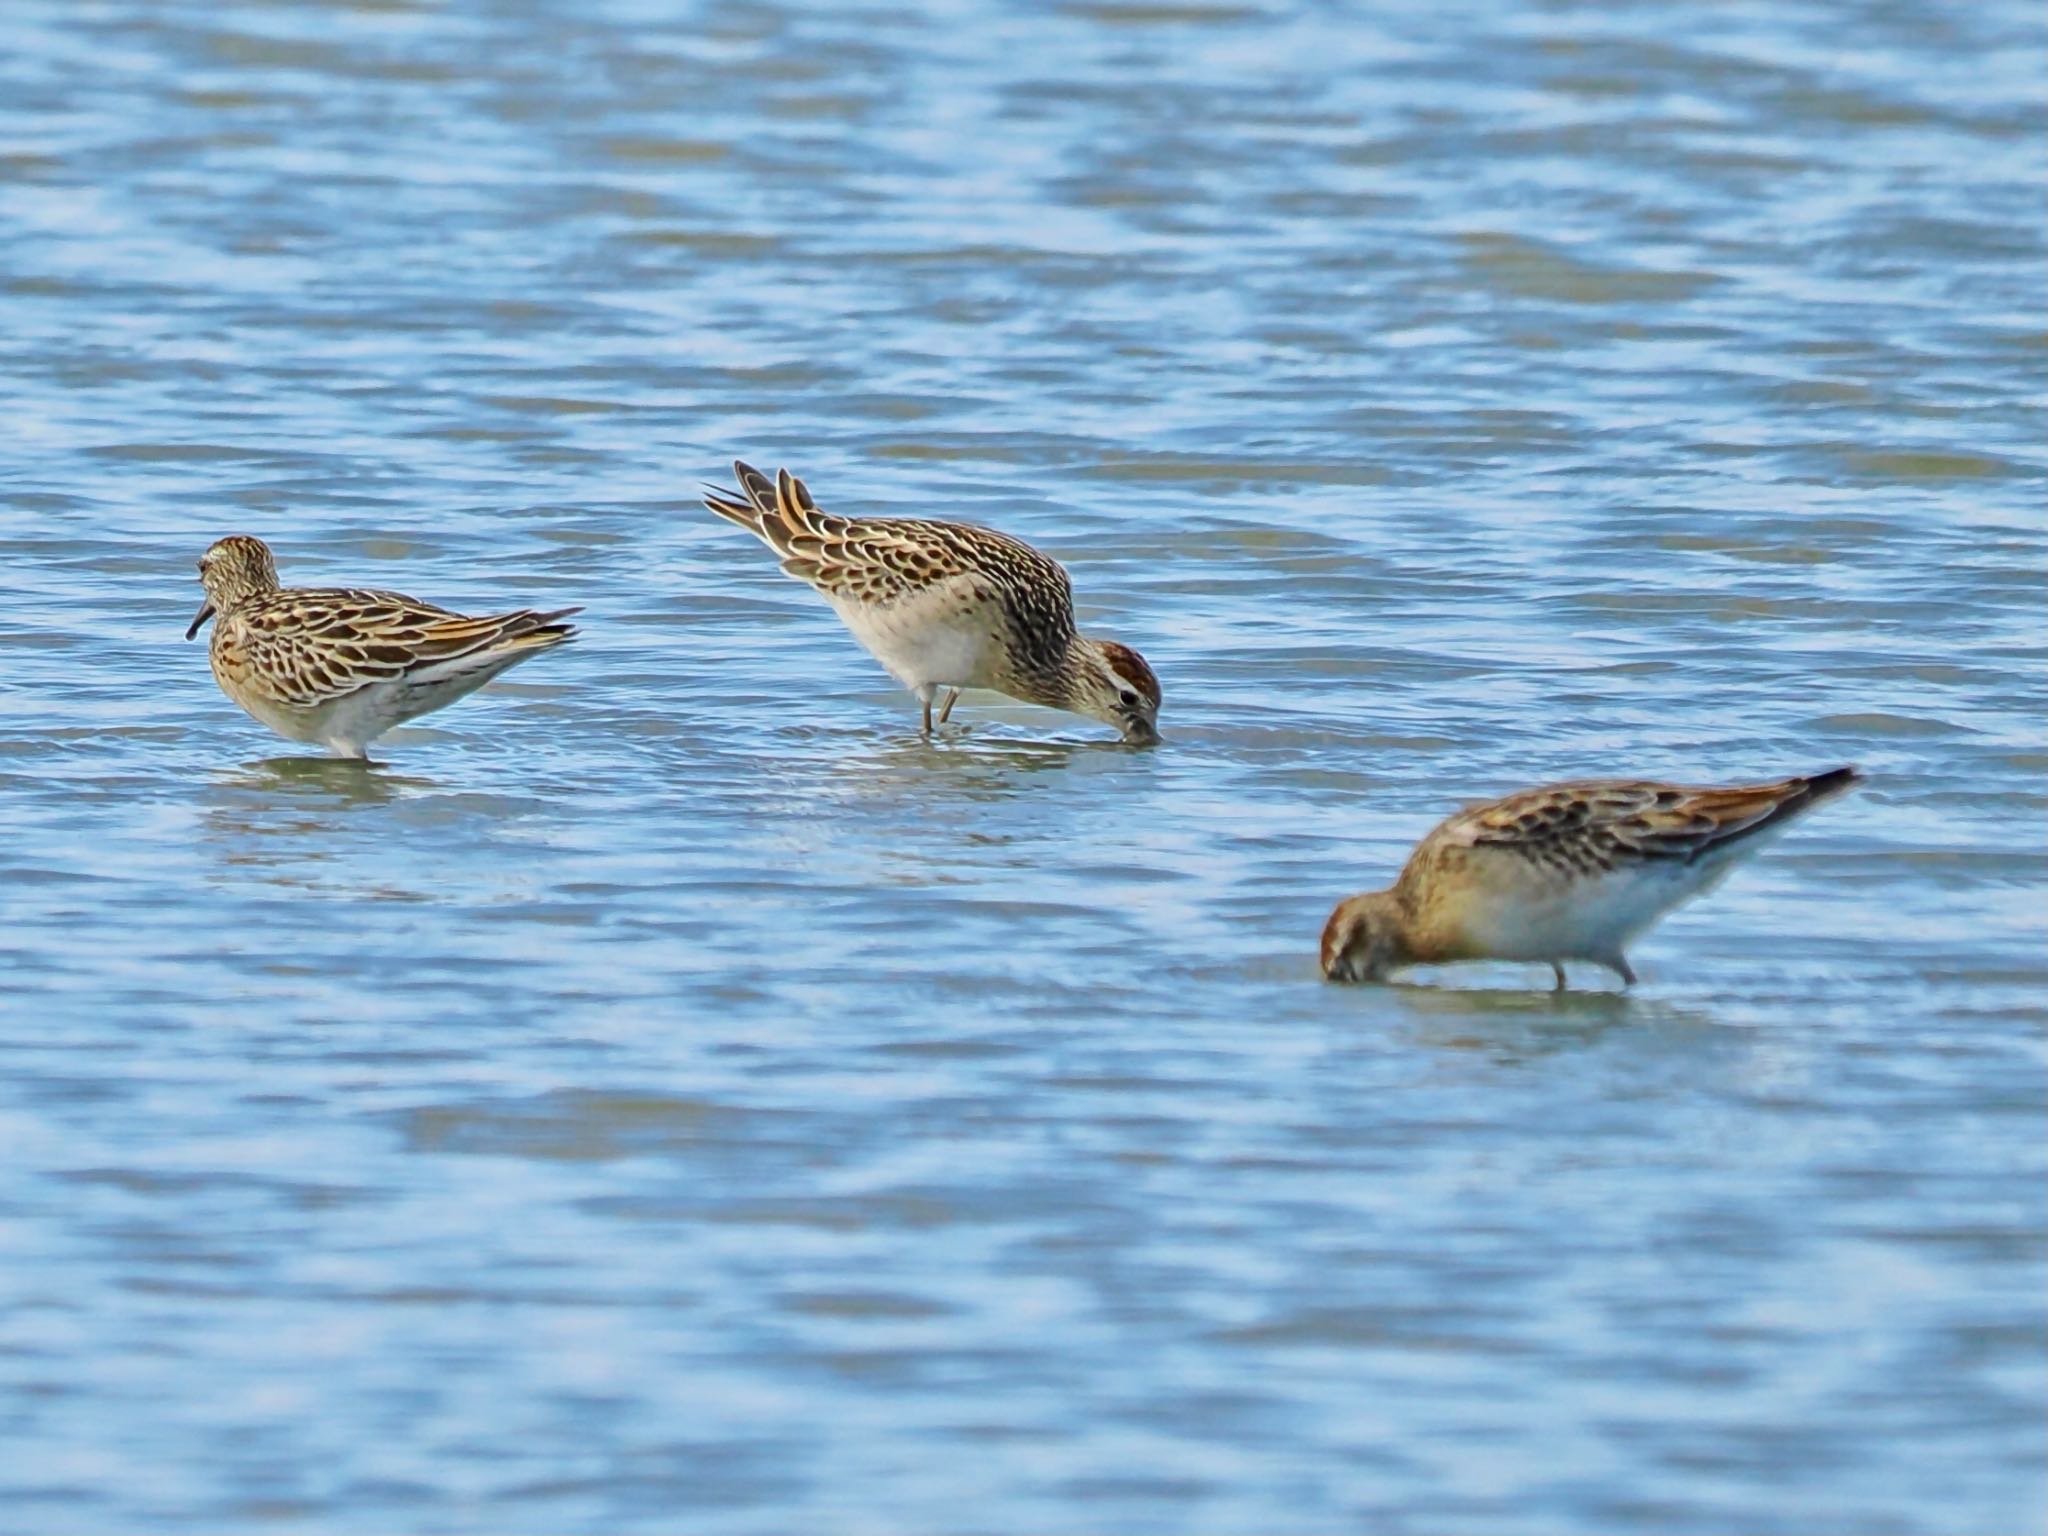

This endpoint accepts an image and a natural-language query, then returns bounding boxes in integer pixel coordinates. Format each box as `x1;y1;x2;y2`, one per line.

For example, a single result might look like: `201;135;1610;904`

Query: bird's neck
1008;633;1094;710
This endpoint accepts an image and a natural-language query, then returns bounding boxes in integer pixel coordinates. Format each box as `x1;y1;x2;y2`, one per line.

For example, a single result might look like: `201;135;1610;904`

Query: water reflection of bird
236;755;413;806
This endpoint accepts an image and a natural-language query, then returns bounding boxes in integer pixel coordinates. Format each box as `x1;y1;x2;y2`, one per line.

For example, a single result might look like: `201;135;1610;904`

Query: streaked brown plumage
703;462;1160;741
1321;767;1864;988
186;535;578;759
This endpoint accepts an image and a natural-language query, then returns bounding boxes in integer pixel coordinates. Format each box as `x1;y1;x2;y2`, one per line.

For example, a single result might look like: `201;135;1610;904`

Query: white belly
231;689;327;746
1458;860;1713;962
830;591;999;693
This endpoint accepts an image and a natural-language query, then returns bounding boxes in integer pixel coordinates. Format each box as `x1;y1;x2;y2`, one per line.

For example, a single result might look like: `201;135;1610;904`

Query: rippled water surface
3;1;2045;1531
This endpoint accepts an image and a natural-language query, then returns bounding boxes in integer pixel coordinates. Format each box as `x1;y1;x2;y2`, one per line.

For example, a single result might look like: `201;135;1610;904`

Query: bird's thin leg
919;695;934;736
936;688;960;726
1551;962;1568;992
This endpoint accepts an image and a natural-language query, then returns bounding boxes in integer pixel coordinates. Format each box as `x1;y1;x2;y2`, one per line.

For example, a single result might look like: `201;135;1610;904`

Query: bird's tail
493;607;580;652
702;460;835;563
703;461;783;538
1677;765;1864;863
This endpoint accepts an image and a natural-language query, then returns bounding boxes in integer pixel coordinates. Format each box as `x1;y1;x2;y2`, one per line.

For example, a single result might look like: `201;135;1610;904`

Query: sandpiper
703;462;1161;742
186;534;579;760
1320;767;1863;988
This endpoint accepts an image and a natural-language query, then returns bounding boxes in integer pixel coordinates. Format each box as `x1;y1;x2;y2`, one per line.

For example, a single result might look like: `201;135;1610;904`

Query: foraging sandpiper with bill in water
1320;767;1864;989
703;462;1160;743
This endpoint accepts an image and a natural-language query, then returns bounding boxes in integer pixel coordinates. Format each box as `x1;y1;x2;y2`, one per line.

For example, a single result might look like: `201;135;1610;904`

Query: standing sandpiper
1320;767;1864;988
704;462;1160;742
186;534;579;760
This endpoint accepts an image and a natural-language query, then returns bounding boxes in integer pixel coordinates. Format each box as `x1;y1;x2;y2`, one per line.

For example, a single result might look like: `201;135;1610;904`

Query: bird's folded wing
233;590;575;706
1447;778;1818;876
709;461;1073;613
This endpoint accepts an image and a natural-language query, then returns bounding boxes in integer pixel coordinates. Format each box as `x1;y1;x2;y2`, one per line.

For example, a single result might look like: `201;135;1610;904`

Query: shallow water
2;1;2045;1531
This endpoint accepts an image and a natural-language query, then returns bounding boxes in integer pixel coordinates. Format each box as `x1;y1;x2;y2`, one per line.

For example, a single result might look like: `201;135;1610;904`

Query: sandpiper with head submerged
186;534;579;760
703;462;1161;743
1320;767;1864;989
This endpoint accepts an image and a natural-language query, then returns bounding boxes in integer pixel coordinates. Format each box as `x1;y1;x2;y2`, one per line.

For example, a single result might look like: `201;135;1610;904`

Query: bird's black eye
1118;690;1139;708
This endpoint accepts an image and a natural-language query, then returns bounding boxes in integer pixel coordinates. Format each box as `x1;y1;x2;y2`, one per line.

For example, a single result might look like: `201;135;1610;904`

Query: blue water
2;1;2044;1531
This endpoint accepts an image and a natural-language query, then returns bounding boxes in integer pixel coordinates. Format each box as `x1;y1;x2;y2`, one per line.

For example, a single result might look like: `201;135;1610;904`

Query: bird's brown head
1320;891;1407;984
1077;638;1161;744
187;535;279;639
